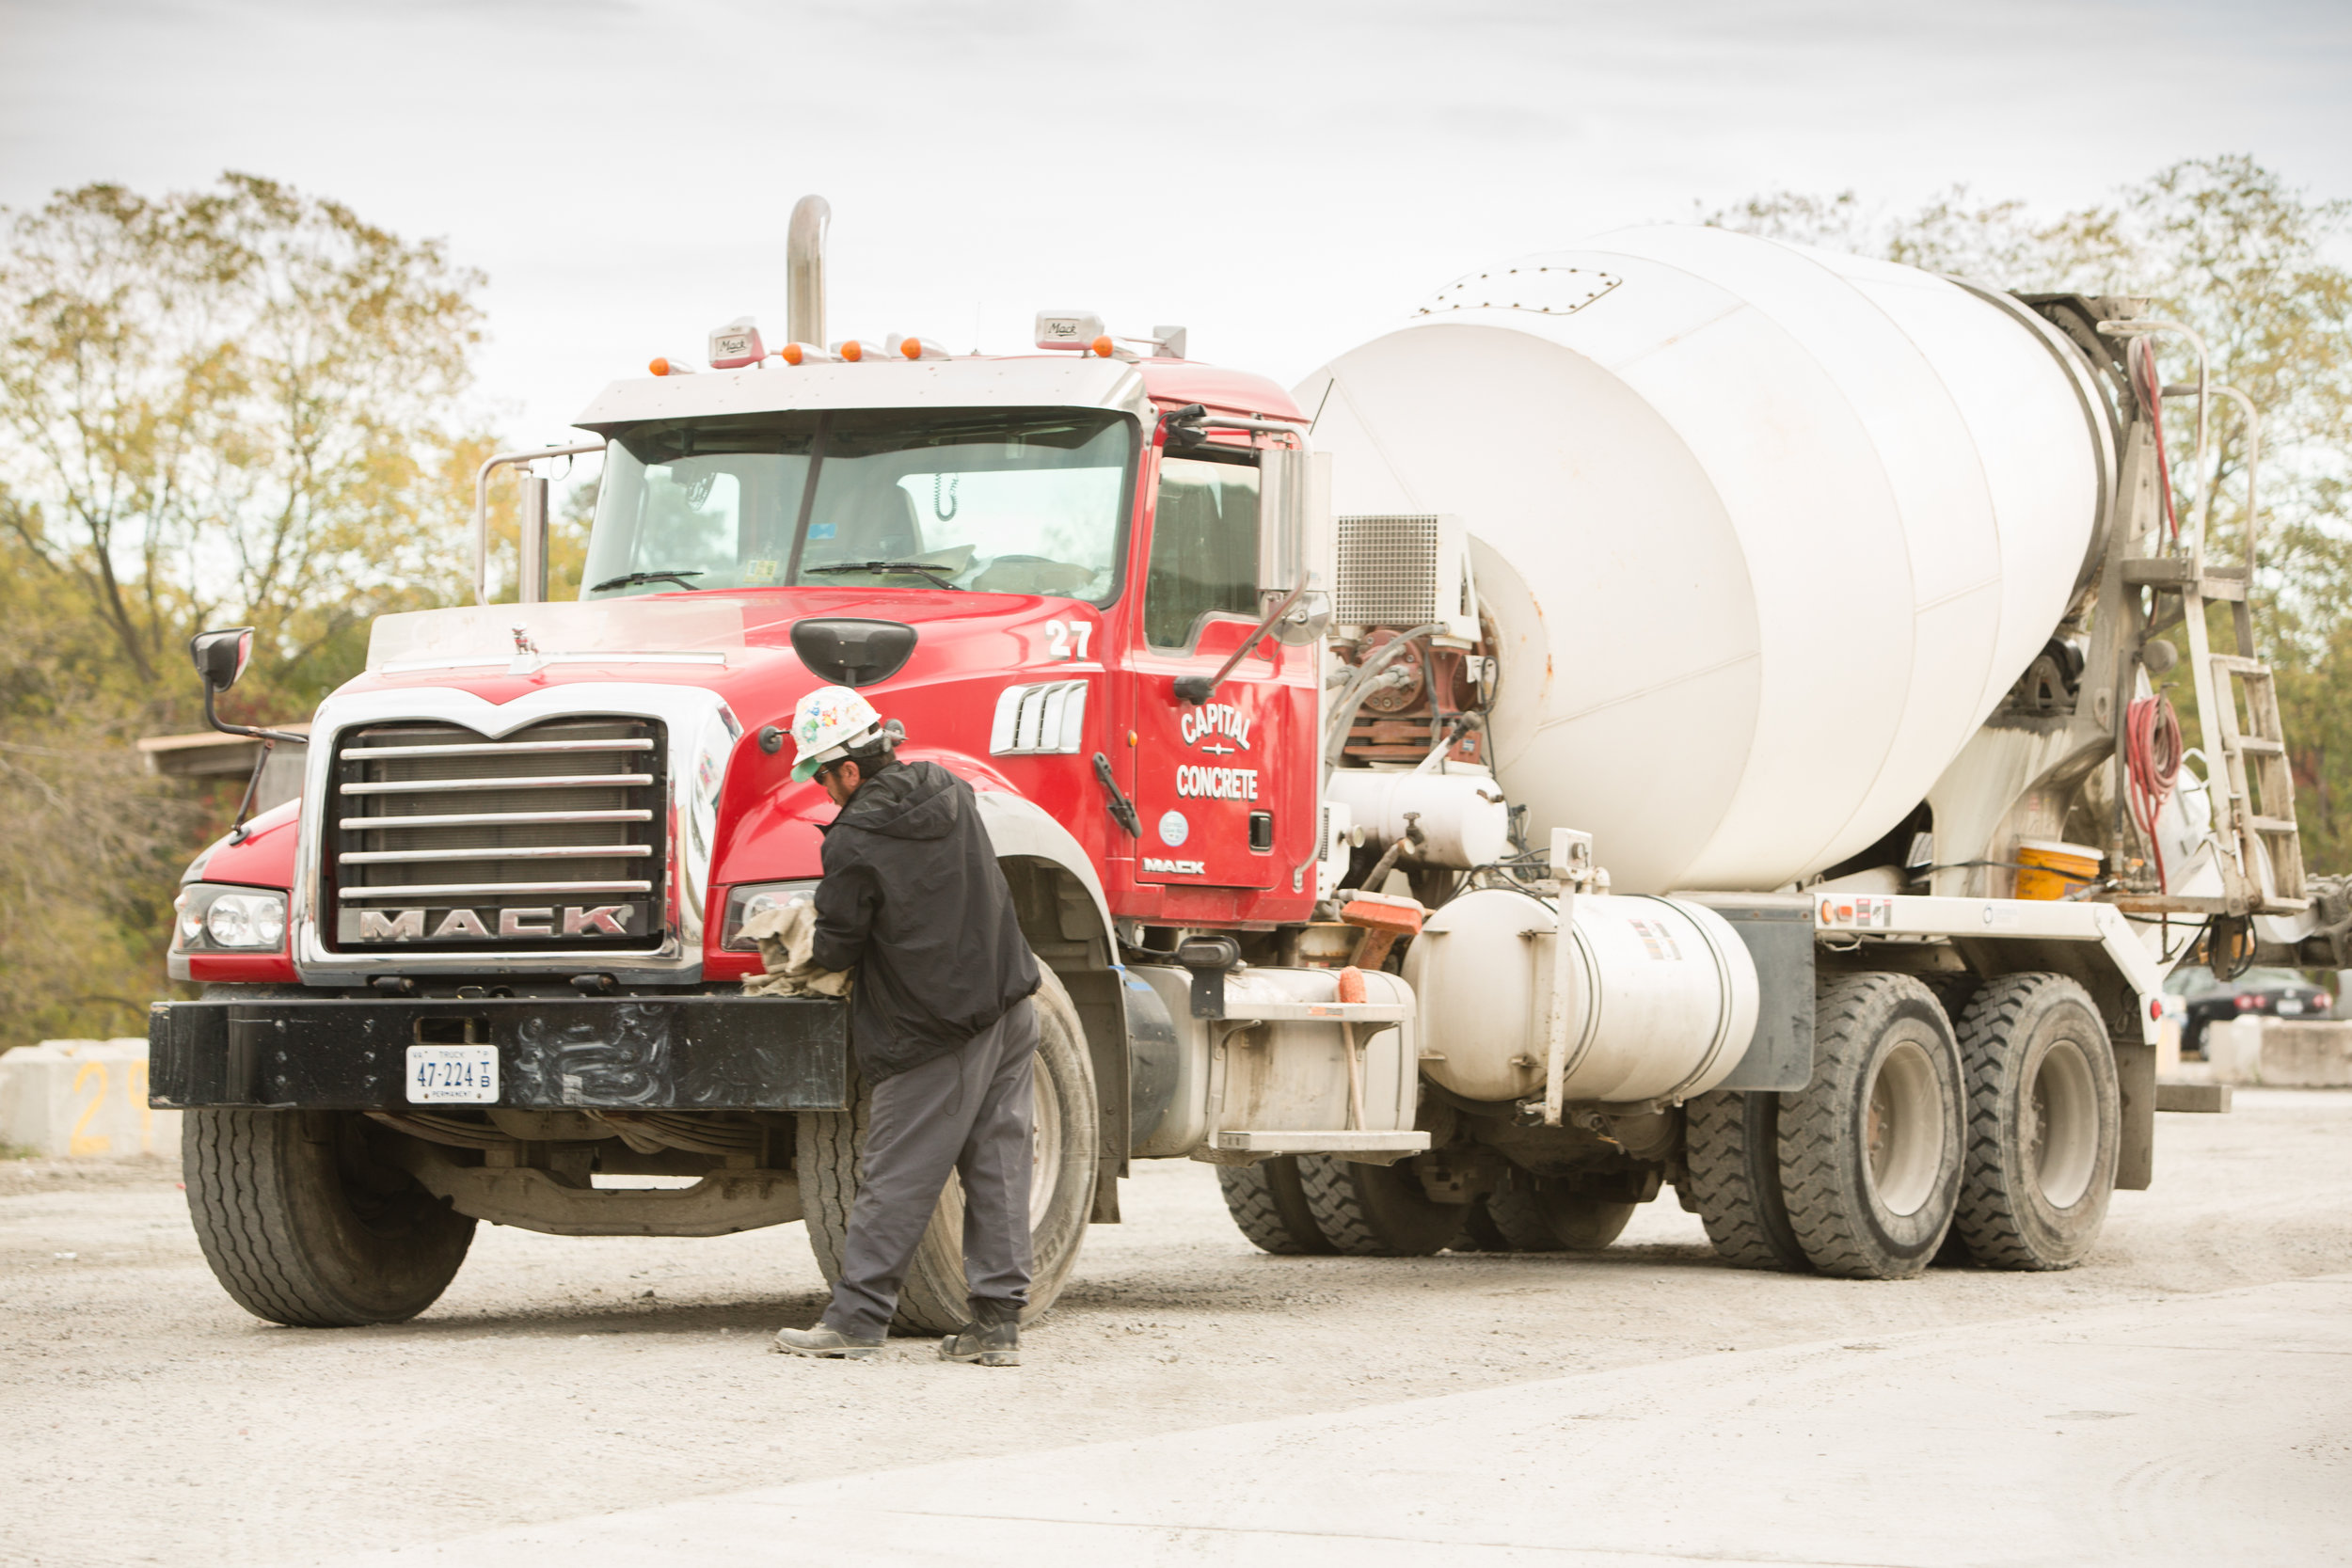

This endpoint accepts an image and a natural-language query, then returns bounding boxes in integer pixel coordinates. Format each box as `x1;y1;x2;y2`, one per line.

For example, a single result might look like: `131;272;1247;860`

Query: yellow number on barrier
127;1058;151;1152
70;1061;112;1156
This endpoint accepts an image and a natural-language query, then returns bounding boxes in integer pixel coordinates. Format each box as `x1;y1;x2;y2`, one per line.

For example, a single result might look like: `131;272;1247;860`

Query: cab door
1124;449;1307;890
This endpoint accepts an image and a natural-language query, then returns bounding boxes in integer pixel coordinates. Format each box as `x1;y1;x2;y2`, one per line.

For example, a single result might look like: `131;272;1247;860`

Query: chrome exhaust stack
787;196;829;349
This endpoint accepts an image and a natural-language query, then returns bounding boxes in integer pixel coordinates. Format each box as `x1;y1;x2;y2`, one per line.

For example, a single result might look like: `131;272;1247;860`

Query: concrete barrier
0;1038;182;1158
2204;1017;2352;1087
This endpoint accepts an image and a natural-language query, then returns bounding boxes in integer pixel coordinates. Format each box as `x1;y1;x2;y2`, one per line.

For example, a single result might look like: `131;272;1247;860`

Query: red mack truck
150;198;2346;1329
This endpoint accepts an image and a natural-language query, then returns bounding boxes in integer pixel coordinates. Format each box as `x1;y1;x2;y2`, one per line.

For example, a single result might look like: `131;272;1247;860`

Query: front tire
1950;974;2120;1271
1777;974;1964;1280
798;967;1099;1334
184;1109;475;1327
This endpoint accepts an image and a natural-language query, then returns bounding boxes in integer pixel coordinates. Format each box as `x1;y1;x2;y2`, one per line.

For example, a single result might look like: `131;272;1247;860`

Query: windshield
581;407;1135;603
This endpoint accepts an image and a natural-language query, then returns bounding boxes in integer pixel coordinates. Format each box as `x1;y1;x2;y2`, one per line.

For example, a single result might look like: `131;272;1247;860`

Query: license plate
406;1044;500;1104
2280;1000;2304;1015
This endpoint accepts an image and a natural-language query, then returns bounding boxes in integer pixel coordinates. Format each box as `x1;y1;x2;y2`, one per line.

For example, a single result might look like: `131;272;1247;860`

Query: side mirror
190;627;255;692
1258;447;1333;645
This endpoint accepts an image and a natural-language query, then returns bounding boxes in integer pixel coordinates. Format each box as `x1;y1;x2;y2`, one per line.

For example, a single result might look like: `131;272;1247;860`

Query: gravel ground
4;1090;2349;1567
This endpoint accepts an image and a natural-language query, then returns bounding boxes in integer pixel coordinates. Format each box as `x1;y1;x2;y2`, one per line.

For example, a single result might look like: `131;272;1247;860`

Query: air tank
1299;227;2117;895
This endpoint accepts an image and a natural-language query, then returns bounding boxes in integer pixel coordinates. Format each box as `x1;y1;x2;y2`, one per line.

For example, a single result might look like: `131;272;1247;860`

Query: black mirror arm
1172;575;1309;705
200;682;307;748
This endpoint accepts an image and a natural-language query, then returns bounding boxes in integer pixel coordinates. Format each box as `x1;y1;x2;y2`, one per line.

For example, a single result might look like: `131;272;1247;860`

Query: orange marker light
840;340;864;362
1090;335;1114;357
780;342;803;366
649;356;672;376
901;337;924;359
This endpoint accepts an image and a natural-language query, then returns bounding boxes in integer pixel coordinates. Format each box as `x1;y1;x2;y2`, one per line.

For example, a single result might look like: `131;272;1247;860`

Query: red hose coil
2126;692;2184;892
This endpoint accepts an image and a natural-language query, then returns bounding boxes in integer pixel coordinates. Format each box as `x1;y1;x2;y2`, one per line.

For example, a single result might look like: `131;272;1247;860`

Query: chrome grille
326;719;665;950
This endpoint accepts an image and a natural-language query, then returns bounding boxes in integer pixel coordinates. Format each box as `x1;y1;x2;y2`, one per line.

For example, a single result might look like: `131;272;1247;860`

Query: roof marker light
775;341;832;365
834;339;889;363
648;356;698;376
898;336;949;360
1035;310;1106;351
1090;335;1114;357
708;316;764;370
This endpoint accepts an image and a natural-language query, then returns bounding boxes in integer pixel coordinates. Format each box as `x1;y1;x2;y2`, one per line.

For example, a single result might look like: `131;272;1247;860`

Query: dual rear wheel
1216;1156;1635;1258
1684;971;2120;1279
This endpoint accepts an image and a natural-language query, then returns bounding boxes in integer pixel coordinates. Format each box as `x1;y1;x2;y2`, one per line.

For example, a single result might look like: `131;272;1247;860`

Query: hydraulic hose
2125;691;2185;893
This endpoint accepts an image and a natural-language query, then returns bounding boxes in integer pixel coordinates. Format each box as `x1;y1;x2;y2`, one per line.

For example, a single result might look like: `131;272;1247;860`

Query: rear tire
798;968;1099;1334
1682;1089;1808;1271
1484;1169;1636;1251
1216;1156;1335;1255
1777;974;1963;1280
1950;974;2120;1271
1296;1154;1466;1257
184;1109;474;1327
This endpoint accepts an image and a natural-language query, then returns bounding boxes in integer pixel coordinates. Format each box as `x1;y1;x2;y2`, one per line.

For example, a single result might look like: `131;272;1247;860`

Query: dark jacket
810;759;1041;1080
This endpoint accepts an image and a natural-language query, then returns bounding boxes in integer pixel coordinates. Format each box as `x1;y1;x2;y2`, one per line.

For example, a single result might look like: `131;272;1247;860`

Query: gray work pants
822;997;1038;1340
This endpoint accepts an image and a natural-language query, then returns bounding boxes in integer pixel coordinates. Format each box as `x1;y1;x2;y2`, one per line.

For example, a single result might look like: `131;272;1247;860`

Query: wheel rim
2028;1037;2098;1209
1028;1063;1063;1229
1864;1037;1942;1217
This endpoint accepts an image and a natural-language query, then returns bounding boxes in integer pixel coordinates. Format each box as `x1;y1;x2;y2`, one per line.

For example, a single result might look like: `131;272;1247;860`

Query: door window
1145;455;1259;649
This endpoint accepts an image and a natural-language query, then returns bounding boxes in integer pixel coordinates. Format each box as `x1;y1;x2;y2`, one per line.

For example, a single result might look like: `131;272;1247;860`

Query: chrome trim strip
340;809;653;831
338;879;653;901
344;738;654;761
339;773;656;796
293;683;740;984
338;845;654;865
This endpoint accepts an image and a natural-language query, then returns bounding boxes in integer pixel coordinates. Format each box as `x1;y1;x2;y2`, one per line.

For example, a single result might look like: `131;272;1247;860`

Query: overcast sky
6;0;2349;468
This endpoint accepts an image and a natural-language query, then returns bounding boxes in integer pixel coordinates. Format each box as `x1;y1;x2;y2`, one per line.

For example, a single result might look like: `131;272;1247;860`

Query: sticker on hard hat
1157;810;1189;847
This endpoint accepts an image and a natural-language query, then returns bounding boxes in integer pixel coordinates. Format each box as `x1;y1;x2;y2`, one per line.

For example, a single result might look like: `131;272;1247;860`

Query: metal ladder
2153;557;2309;913
2105;328;2309;918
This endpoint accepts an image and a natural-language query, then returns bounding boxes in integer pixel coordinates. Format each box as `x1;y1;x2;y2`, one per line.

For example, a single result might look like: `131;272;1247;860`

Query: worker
771;685;1042;1368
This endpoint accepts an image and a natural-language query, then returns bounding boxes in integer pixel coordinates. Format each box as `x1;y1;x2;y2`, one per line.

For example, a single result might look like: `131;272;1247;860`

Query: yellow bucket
2015;839;2103;900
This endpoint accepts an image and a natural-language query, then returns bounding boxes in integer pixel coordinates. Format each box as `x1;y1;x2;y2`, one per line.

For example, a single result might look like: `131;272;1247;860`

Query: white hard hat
789;685;886;782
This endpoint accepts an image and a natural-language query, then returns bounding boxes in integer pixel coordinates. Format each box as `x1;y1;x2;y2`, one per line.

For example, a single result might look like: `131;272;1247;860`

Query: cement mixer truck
148;198;2335;1329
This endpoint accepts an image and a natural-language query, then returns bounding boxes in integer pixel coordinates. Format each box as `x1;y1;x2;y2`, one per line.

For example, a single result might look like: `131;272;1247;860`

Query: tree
0;175;492;1046
0;173;485;698
1708;157;2352;872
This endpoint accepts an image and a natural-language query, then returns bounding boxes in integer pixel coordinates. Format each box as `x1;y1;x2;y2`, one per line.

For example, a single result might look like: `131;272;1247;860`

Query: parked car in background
2164;966;2335;1057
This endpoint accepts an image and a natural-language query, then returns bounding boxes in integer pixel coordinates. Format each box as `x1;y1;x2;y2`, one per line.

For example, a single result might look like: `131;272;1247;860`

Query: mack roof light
1035;310;1106;351
708;316;765;370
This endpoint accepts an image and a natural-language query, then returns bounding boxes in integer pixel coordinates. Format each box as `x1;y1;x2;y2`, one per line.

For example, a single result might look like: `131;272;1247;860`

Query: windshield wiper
591;569;706;593
802;561;965;591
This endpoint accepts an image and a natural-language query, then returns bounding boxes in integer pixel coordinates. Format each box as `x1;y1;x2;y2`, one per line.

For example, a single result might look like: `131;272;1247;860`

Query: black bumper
149;995;850;1112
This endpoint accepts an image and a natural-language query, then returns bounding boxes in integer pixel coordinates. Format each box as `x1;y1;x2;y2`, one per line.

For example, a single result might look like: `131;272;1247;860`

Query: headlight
174;884;288;952
720;879;819;952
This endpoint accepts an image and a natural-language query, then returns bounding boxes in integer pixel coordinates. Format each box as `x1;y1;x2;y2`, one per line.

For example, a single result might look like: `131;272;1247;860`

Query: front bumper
148;995;849;1112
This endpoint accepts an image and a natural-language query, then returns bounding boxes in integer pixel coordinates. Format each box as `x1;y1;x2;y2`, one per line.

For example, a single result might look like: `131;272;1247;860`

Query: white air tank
1300;228;2117;894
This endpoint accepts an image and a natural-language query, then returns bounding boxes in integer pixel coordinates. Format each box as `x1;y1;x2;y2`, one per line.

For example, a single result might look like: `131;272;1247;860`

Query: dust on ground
4;1090;2348;1566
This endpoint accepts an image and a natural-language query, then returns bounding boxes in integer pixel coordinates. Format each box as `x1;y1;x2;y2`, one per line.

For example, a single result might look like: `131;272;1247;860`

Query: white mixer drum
1299;227;2115;894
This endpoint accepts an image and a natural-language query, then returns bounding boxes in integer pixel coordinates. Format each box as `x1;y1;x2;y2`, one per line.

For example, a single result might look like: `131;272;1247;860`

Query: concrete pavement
326;1273;2352;1567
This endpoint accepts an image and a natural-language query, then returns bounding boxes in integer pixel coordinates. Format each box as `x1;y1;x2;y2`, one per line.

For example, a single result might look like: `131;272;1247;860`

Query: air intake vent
1334;513;1474;636
326;718;666;950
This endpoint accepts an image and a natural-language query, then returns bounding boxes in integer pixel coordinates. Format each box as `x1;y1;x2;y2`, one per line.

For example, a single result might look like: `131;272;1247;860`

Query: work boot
938;1314;1021;1368
771;1323;884;1360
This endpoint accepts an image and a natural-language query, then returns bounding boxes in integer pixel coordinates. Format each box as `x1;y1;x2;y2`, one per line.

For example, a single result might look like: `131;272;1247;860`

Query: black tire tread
1951;973;2115;1272
1682;1090;1808;1271
1777;973;1961;1281
183;1109;472;1327
1216;1158;1328;1255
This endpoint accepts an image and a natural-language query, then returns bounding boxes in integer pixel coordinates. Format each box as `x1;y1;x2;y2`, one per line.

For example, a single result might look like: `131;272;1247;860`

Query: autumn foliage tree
0;174;490;1043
